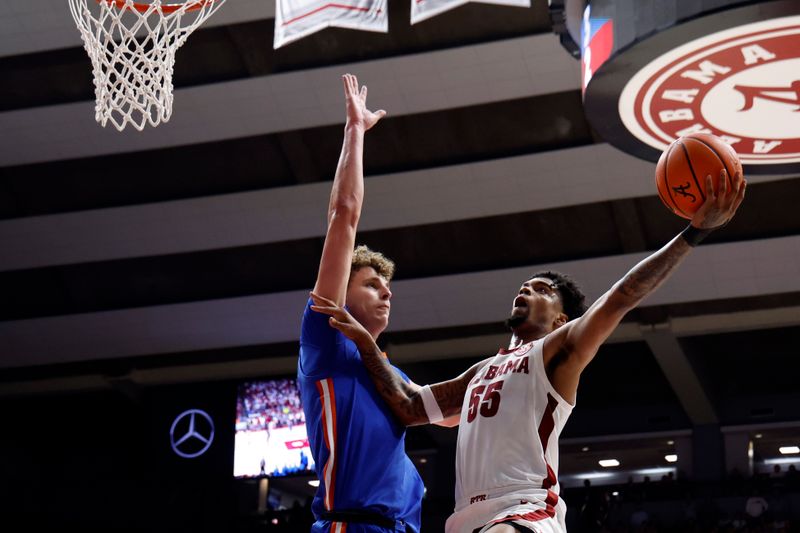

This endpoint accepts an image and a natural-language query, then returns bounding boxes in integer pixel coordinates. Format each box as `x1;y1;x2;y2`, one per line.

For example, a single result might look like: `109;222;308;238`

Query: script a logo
170;409;215;459
734;81;800;111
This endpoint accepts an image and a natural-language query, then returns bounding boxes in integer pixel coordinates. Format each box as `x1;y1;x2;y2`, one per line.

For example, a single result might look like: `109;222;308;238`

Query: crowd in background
247;464;800;532
564;465;799;532
236;379;305;432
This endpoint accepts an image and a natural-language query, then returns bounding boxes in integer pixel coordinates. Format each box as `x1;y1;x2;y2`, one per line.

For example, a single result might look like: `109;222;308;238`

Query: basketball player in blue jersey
310;168;746;532
298;74;455;533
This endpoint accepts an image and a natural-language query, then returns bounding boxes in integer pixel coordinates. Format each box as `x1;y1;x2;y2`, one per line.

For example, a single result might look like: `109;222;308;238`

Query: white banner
275;0;388;49
411;0;530;25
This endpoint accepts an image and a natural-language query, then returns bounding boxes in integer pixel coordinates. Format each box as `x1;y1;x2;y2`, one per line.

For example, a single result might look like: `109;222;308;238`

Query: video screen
233;378;315;478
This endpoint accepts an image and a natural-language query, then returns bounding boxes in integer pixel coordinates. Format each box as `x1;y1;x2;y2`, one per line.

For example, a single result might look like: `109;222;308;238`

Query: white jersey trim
419;384;444;423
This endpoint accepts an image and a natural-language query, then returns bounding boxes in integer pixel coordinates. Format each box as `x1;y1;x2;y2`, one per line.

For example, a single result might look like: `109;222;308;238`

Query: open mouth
513;296;527;308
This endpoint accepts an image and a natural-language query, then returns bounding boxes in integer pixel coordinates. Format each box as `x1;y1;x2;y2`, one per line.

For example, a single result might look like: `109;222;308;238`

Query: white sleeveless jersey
446;340;574;533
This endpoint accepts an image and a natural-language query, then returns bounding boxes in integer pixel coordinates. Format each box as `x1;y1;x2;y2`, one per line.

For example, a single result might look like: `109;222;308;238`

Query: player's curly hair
350;245;395;281
530;270;587;321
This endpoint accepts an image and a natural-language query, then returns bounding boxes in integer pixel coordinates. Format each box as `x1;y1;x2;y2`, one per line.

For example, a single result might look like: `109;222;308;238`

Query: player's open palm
343;73;386;131
310;292;374;344
691;169;746;229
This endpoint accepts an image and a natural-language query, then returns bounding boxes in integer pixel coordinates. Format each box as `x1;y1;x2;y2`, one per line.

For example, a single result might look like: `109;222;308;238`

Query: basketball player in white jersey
309;168;745;532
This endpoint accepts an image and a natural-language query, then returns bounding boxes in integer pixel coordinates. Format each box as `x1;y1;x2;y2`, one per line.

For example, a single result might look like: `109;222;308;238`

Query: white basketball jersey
446;340;574;533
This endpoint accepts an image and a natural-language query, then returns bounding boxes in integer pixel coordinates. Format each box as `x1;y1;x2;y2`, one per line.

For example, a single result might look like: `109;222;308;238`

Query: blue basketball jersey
298;299;423;532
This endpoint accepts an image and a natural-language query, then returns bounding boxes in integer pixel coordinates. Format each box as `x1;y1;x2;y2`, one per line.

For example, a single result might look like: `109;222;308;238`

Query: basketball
655;133;742;219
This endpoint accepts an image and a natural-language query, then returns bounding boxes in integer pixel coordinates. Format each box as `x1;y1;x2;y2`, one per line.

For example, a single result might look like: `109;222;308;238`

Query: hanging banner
274;0;388;49
411;0;530;25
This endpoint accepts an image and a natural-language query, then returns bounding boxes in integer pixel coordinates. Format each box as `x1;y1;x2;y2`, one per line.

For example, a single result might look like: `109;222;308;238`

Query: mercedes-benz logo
170;409;215;459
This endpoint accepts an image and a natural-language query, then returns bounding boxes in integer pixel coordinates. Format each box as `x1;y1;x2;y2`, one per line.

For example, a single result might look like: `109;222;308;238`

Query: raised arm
313;74;386;305
544;170;746;403
310;292;486;426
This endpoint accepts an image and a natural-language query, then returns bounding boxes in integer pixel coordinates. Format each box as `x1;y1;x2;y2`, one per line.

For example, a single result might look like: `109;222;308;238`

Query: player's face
346;266;392;338
506;277;565;331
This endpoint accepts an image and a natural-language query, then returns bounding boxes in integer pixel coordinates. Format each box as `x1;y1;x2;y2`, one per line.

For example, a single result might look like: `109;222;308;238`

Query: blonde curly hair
350;245;395;282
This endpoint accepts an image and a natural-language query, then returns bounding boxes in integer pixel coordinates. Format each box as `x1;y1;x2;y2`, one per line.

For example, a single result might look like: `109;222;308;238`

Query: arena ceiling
2;0;800;464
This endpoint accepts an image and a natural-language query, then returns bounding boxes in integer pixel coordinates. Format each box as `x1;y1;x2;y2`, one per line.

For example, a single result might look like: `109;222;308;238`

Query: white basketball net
68;0;227;131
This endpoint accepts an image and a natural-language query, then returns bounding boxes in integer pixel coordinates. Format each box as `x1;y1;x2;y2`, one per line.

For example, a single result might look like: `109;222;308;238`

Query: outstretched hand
691;169;746;229
343;73;386;132
310;292;374;343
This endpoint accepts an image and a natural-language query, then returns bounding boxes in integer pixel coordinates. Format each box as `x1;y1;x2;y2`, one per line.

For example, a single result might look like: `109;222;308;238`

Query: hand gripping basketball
656;133;744;220
690;168;746;230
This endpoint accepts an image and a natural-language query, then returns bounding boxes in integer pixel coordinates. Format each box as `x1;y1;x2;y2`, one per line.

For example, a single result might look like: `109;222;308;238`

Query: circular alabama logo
170;409;215;459
619;15;800;165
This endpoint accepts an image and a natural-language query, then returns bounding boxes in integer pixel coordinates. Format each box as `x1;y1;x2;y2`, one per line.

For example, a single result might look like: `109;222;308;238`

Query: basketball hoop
68;0;227;131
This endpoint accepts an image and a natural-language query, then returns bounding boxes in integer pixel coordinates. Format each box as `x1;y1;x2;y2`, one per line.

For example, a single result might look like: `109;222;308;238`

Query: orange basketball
655;133;742;220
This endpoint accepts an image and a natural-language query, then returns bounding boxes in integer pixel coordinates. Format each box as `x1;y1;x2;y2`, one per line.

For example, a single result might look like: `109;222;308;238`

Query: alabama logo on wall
619;16;800;166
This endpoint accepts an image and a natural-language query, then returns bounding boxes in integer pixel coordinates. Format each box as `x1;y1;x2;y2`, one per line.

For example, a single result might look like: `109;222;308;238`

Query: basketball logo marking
671;182;697;203
655;133;741;219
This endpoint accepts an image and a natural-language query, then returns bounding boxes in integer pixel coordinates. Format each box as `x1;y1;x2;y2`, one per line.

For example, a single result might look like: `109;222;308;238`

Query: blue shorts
312;520;410;533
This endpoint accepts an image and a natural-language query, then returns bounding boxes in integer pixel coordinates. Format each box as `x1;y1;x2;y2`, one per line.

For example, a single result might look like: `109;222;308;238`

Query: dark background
1;0;799;531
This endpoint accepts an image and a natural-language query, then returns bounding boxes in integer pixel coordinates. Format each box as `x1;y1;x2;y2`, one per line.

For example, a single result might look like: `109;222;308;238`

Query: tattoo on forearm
431;379;473;419
357;339;480;426
357;341;427;424
618;235;692;303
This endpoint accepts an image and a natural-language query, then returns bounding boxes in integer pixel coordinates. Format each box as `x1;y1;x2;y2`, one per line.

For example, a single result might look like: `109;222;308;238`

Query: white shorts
476;515;564;533
446;498;566;533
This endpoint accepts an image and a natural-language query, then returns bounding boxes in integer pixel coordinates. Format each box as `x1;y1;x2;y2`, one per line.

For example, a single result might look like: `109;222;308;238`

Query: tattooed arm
359;344;486;427
543;169;746;404
310;292;487;427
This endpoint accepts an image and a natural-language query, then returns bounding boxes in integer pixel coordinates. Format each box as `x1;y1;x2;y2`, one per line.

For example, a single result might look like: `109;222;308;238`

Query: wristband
680;224;713;247
419;385;444;423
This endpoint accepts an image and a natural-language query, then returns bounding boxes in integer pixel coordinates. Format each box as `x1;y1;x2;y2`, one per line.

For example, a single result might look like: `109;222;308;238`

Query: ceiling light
764;457;800;465
612;491;619;496
665;454;678;463
420;458;428;464
634;467;675;476
575;472;615;480
755;434;763;439
779;446;800;455
308;480;320;487
599;459;620;467
667;440;674;445
582;446;589;452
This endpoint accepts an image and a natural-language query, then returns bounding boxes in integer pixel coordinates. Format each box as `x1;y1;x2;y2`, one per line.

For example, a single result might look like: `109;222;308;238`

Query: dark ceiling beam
610;199;648;253
277;131;326;185
640;323;718;425
222;24;273;78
